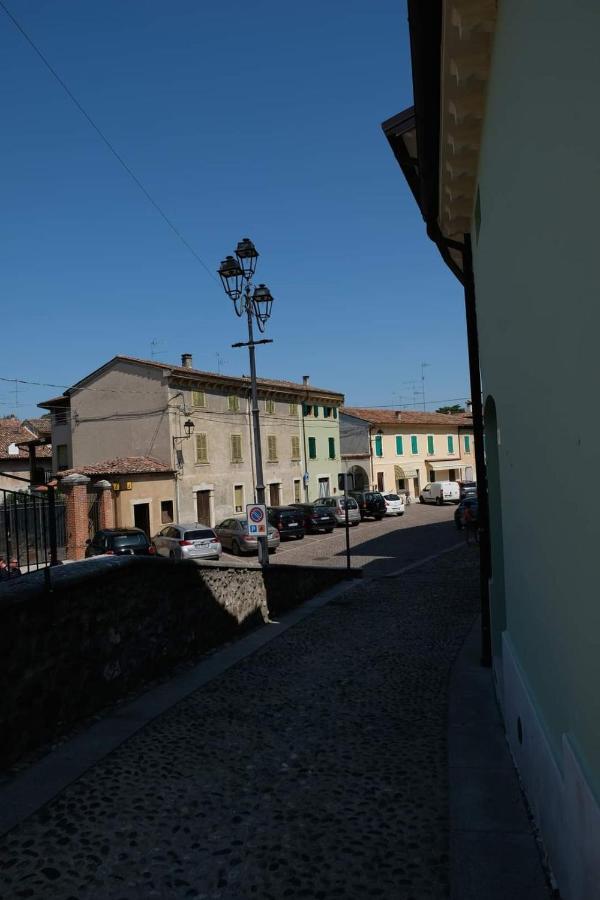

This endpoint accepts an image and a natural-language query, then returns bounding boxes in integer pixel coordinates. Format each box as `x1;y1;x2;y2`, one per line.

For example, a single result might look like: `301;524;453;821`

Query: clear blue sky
1;0;469;418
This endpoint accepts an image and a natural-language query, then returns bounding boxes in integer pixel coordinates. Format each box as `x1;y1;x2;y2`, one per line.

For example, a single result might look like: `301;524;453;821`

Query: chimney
302;375;310;385
181;353;193;369
465;399;472;414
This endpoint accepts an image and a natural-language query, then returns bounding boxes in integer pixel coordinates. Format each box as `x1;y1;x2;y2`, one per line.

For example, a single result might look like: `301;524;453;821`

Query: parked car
214;517;280;556
153;522;221;560
348;490;386;520
85;528;156;558
455;497;479;530
313;496;361;526
266;506;305;540
381;492;405;516
459;481;478;500
420;481;460;505
289;503;336;534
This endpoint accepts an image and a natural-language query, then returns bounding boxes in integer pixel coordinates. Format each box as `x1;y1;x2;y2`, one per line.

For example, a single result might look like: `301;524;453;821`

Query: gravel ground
0;546;480;900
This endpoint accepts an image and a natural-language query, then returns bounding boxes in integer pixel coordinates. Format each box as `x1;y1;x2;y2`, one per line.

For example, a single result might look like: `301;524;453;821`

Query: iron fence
0;480;66;577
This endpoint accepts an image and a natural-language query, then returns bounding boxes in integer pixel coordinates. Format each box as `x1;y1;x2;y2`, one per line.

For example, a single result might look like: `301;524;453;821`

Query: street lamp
218;238;275;567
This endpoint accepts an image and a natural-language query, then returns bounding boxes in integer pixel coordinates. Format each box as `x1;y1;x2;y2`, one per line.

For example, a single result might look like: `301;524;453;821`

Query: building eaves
57;456;174;478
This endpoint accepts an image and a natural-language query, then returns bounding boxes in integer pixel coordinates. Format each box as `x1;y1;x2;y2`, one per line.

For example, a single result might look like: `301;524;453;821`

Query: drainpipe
301;376;310;501
462;233;492;667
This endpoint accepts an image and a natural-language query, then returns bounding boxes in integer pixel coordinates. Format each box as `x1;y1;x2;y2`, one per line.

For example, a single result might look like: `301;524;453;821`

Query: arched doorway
347;465;369;490
484;395;506;681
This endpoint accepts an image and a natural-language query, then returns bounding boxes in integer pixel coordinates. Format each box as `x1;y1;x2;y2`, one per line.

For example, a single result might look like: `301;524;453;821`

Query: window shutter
464;435;471;452
228;395;239;412
192;389;205;407
328;437;335;459
303;404;311;416
196;433;208;463
291;435;300;459
333;408;338;419
308;437;317;459
313;405;319;417
396;435;403;455
268;435;277;461
289;403;298;416
375;434;383;457
427;435;434;455
447;435;454;454
411;435;418;454
266;399;275;414
231;434;242;462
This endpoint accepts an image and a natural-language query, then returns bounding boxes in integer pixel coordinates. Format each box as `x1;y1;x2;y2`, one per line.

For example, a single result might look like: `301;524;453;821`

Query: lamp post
218;238;274;567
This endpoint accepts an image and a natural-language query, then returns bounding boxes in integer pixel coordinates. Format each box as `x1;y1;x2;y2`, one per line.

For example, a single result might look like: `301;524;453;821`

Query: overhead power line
0;0;217;282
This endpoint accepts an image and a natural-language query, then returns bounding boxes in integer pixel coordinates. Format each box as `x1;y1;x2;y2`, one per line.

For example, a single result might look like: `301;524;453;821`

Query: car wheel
419;496;425;504
231;540;241;556
326;528;334;534
169;550;177;560
352;521;359;527
436;496;443;506
398;512;404;516
375;515;383;521
297;533;304;540
269;548;277;555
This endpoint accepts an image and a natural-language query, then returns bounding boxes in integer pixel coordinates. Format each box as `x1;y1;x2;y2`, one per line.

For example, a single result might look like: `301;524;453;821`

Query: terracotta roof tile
57;456;173;477
342;407;473;427
0;418;52;459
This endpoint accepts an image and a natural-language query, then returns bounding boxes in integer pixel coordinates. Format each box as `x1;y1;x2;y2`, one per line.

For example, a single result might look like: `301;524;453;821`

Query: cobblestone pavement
0;547;480;900
223;503;461;577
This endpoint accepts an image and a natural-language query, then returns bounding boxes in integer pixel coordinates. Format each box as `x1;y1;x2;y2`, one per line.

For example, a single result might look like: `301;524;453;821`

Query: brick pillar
95;480;115;529
61;474;91;560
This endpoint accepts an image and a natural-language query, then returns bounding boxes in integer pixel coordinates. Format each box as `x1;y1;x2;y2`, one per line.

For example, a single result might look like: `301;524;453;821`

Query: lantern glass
218;256;243;300
235;237;259;278
184;419;195;438
252;283;273;332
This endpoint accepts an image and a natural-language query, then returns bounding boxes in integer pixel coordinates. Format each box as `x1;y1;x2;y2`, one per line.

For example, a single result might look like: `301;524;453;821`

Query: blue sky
1;0;469;418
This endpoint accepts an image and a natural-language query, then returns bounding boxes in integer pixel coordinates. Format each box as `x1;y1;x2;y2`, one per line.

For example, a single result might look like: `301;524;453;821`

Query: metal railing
0;475;66;577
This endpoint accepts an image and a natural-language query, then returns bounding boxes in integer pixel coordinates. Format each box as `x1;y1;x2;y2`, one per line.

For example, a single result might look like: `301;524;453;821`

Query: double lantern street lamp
218;238;274;567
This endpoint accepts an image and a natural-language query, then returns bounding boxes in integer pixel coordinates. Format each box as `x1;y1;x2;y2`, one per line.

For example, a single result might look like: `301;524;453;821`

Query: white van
420;481;460;505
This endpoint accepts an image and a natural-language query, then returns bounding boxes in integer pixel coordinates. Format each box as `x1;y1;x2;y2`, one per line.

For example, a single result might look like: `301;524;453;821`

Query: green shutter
396;435;403;455
308;437;317;459
313;405;319;417
411;435;418;454
427;435;434;455
464;434;471;452
333;408;338;419
447;435;454;453
375;434;383;457
328;437;335;459
303;403;311;416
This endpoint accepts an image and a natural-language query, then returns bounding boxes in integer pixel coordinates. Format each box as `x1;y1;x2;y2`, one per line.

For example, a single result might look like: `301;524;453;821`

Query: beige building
341;408;475;498
40;354;344;528
0;417;53;492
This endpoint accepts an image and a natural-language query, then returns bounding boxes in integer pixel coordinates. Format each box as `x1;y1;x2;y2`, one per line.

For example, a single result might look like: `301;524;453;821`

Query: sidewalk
0;547;549;899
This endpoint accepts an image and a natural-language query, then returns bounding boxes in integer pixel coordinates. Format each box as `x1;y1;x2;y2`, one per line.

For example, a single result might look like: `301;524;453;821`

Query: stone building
40;355;343;526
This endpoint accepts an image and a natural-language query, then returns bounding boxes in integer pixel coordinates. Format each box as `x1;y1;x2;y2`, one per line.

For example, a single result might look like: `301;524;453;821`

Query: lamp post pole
218;240;274;568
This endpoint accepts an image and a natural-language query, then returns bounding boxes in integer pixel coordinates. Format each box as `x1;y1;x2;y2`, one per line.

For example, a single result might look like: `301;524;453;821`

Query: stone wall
0;558;360;768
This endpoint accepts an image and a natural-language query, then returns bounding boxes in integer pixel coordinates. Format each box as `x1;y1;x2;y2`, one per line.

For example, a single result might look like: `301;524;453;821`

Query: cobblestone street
0;548;480;899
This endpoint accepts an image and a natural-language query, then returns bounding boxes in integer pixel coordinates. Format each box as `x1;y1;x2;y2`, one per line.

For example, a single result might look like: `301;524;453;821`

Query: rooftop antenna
421;362;431;411
403;379;420;407
216;352;227;373
150;339;166;360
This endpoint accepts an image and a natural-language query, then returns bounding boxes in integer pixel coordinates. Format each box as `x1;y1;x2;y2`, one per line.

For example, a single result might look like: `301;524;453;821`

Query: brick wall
0;558;360;768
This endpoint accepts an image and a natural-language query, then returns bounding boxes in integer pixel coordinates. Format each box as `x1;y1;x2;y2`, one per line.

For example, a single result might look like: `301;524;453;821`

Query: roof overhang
382;0;496;282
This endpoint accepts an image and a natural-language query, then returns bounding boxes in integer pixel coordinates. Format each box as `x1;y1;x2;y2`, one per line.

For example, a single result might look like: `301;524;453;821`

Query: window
234;484;244;513
291;435;301;460
411;435;418;455
56;444;68;470
464;434;471;453
269;483;281;505
293;479;301;503
324;406;332;418
333;408;338;419
267;435;278;462
192;389;205;408
308;436;317;459
265;399;275;414
303;404;312;416
227;395;239;412
375;434;383;457
195;433;208;463
160;500;174;524
395;435;403;456
230;434;243;462
289;402;298;416
328;437;336;459
313;405;319;417
447;435;455;454
427;435;434;455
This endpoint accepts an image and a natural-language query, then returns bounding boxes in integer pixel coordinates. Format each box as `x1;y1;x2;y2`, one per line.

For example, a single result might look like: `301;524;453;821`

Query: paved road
0;548;480;900
222;503;461;577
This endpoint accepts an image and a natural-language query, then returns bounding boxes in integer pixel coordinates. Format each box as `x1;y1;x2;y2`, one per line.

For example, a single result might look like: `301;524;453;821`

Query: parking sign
246;504;267;535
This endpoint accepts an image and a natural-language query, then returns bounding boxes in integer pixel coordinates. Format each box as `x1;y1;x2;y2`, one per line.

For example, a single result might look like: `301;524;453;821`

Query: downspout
368;426;375;488
301;384;309;501
461;233;492;667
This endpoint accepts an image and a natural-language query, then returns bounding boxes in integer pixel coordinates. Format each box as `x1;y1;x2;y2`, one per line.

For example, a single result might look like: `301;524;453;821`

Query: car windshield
109;533;148;548
340;498;358;509
183;529;216;540
385;494;400;500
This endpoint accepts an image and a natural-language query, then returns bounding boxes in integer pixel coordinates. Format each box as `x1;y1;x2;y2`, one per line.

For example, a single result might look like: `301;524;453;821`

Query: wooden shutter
289;403;298;416
228;395;239;412
427;435;434;455
396;435;403;455
328;437;335;459
267;435;277;461
447;435;454;453
464;435;471;453
308;437;317;459
411;435;418;454
196;433;208;463
375;434;383;457
231;434;242;462
192;389;205;407
266;399;275;414
291;435;300;459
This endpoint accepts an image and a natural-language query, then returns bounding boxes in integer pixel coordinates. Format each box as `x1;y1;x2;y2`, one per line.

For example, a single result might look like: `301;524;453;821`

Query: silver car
214;517;280;556
153;522;222;560
313;496;361;526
